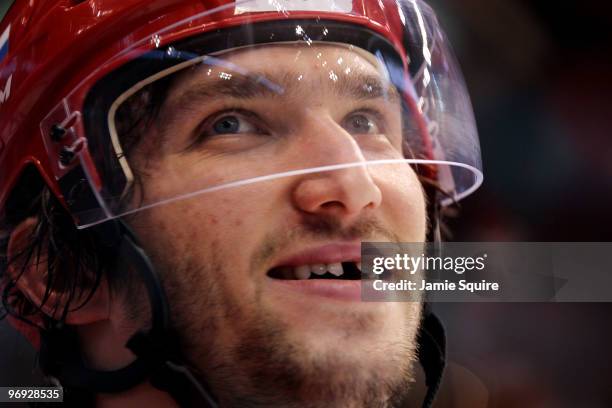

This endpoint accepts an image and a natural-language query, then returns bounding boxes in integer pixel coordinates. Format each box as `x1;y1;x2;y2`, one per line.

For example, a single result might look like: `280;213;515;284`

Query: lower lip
269;278;362;302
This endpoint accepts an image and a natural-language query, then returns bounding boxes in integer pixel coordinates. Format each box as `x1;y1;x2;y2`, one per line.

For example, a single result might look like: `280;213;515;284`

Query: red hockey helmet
0;0;482;228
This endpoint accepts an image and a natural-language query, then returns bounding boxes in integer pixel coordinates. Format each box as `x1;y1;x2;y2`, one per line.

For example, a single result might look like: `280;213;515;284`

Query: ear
7;217;110;325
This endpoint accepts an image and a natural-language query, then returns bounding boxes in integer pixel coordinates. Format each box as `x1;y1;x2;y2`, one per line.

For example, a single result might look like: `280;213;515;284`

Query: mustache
297;214;399;242
252;215;400;270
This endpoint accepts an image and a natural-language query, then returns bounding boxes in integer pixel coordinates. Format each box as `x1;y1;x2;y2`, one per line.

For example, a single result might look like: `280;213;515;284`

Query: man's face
127;43;427;407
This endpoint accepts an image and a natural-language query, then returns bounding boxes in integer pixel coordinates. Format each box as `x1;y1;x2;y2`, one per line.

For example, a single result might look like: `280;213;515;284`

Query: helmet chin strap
38;219;445;407
418;304;447;408
419;200;447;408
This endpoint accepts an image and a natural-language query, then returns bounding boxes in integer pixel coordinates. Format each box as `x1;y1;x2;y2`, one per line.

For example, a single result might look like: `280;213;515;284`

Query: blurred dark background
426;0;612;407
2;0;612;407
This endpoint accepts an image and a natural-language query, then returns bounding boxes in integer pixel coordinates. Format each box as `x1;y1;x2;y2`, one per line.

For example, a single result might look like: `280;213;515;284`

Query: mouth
264;243;367;301
267;261;362;280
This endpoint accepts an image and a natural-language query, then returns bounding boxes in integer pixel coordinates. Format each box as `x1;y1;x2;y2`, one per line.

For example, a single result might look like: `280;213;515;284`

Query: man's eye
342;112;381;135
210;114;259;135
185;110;268;151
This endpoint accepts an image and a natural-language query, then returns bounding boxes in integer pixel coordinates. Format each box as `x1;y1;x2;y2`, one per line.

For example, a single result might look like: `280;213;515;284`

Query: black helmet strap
418;304;447;408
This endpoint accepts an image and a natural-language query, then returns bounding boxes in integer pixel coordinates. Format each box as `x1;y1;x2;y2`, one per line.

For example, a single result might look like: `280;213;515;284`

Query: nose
291;114;383;222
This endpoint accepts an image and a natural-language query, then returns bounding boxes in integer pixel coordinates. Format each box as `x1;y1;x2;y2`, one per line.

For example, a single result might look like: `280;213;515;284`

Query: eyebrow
172;69;401;109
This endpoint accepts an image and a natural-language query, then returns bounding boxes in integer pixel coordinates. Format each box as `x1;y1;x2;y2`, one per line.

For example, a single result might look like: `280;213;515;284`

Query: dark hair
0;78;172;329
0;168;107;327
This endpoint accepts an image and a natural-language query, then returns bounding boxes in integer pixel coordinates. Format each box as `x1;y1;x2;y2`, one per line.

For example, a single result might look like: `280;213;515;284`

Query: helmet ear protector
0;0;481;406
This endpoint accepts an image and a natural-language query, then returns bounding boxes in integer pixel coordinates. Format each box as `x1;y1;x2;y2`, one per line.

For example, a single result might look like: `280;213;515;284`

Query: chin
288;343;417;408
287;307;419;375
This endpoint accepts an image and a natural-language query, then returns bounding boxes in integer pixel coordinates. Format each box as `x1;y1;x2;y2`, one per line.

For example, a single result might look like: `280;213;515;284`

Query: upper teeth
289;262;361;280
294;265;311;280
328;263;342;276
312;264;327;276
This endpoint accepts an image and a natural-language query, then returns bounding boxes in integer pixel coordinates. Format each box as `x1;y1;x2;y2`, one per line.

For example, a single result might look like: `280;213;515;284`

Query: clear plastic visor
41;2;482;228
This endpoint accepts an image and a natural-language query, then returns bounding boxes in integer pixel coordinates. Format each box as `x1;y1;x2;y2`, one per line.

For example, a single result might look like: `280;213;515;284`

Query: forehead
215;43;378;72
165;43;392;103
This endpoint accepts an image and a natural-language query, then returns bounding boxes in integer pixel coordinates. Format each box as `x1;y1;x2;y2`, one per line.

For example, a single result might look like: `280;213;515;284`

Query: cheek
169;200;247;247
128;194;265;312
134;187;274;264
128;195;230;256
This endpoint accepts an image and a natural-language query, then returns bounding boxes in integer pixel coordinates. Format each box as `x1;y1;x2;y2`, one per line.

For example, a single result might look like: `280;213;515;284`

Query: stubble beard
140;217;422;407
